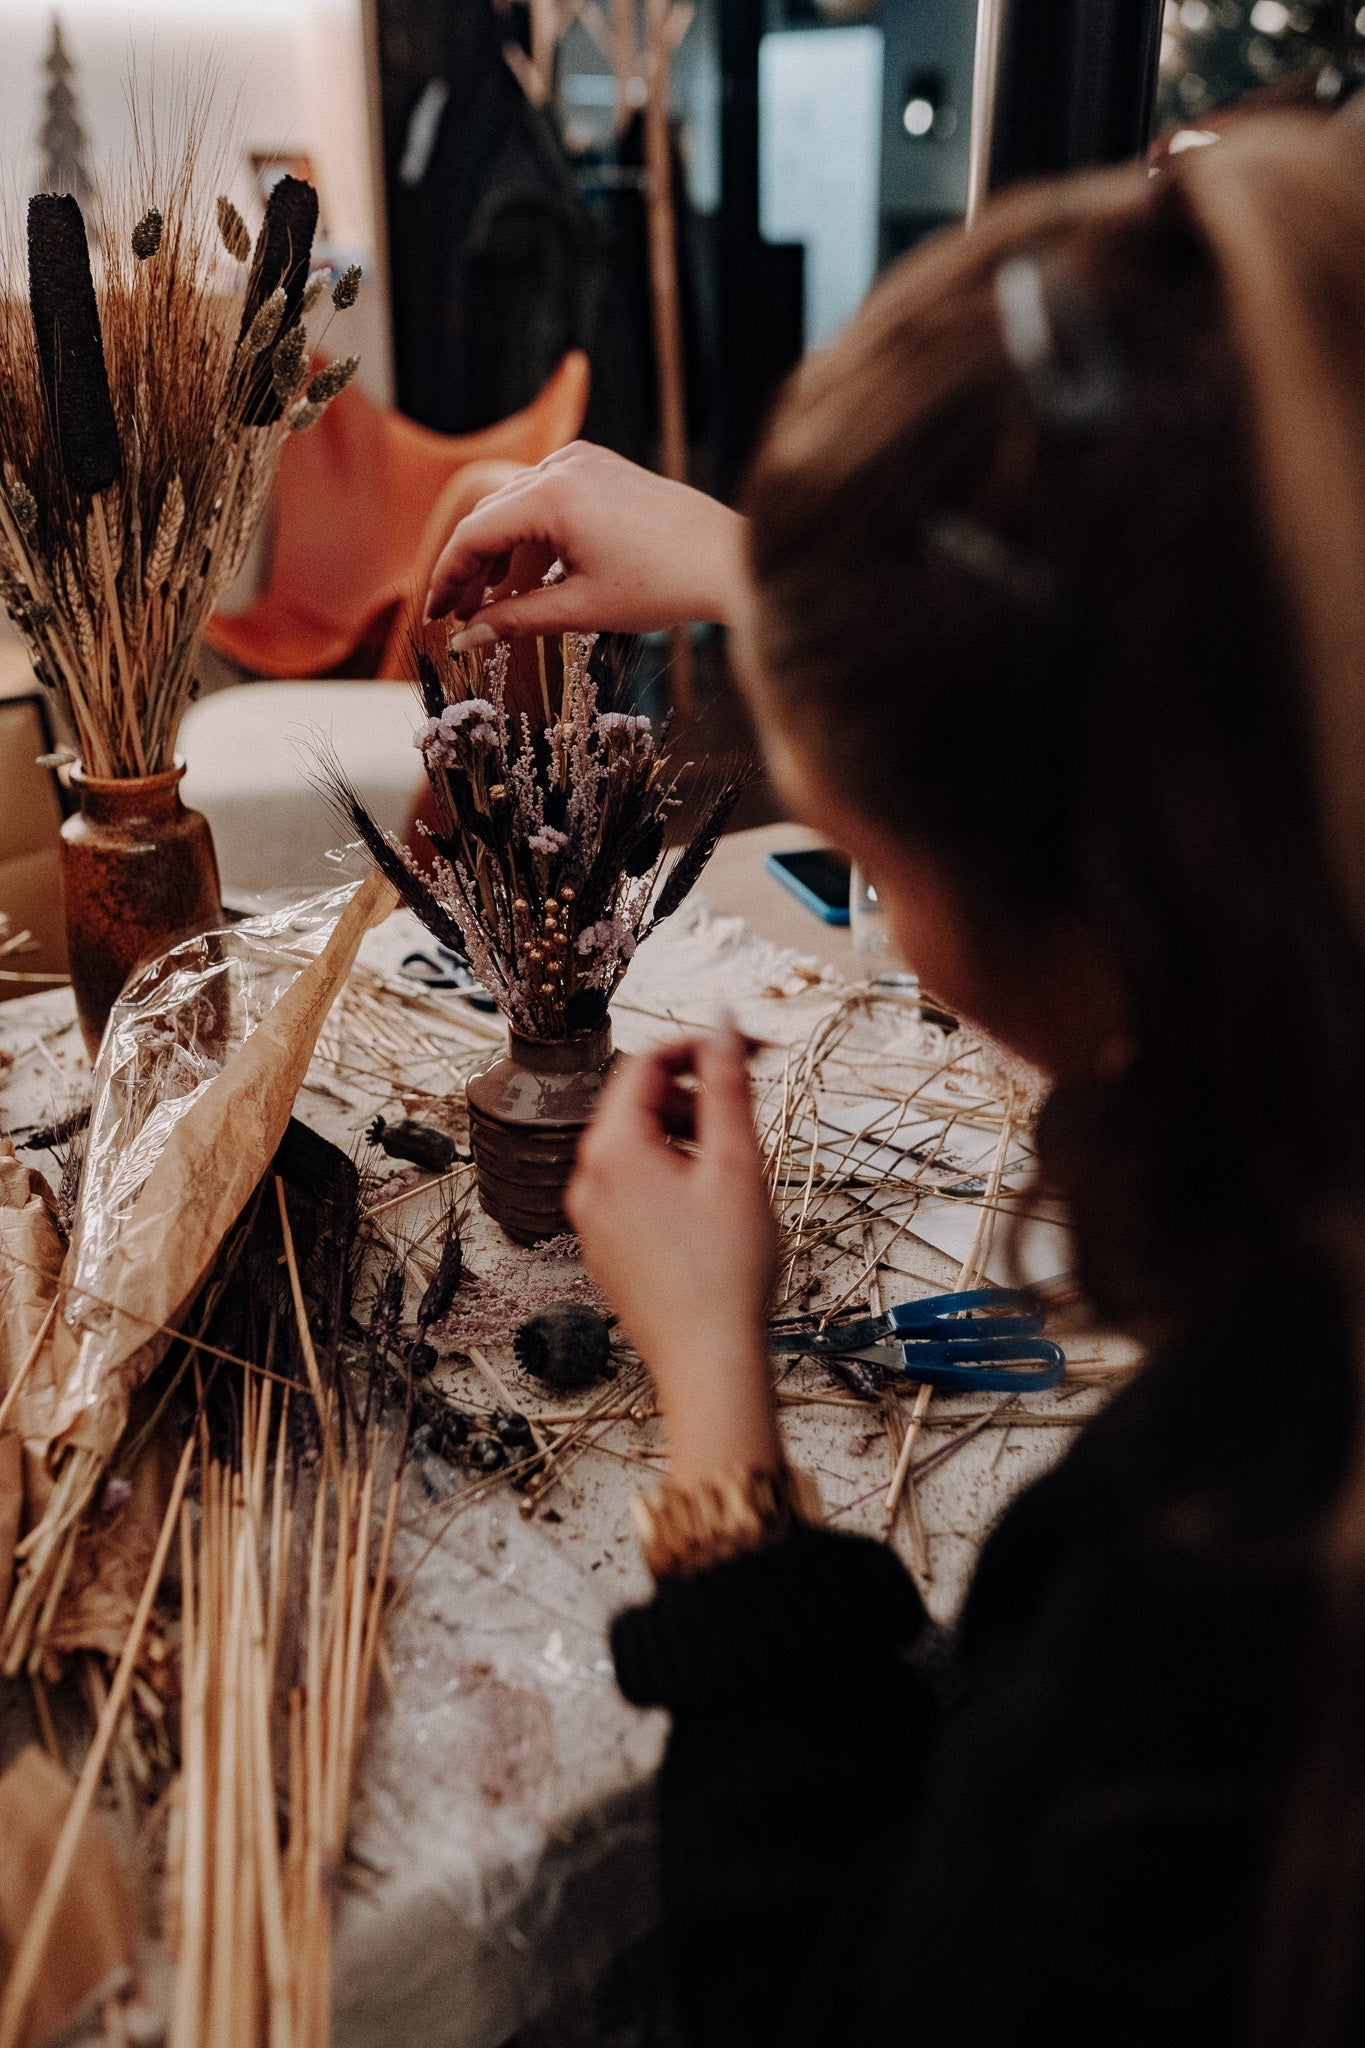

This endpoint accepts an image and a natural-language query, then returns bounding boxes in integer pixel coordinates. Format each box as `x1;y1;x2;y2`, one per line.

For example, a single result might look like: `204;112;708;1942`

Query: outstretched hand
424;442;750;644
566;1031;782;1484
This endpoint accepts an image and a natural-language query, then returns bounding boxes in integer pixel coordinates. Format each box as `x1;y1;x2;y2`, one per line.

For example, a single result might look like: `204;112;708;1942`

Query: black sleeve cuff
611;1527;928;1715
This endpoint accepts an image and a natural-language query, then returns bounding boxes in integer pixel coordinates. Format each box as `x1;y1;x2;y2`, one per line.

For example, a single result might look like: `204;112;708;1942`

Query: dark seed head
466;1434;507;1472
408;1339;438;1378
514;1302;612;1389
131;208;163;259
439;1409;470;1452
369;1116;457;1175
492;1409;533;1449
417;1231;463;1326
27;194;121;494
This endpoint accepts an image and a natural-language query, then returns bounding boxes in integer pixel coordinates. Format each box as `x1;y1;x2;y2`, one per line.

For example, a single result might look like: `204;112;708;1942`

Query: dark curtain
376;0;656;457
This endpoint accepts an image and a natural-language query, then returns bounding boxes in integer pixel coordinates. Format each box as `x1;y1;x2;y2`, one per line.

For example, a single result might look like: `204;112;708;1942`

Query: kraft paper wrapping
0;869;395;1658
51;868;394;1462
0;1147;66;1620
0;1745;134;2048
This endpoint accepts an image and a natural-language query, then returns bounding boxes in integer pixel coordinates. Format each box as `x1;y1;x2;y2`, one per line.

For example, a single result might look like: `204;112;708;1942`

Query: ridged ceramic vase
60;764;221;1059
466;1021;614;1246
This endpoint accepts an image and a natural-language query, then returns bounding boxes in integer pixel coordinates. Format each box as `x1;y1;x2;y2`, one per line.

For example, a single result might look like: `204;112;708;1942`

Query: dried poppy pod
514;1302;613;1389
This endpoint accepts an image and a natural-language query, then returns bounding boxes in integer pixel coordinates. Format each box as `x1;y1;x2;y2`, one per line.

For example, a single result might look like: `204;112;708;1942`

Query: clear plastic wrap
48;871;392;1459
69;881;358;1324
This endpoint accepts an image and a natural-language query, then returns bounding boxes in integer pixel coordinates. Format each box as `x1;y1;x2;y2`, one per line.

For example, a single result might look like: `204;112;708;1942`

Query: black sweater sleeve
611;1529;935;2048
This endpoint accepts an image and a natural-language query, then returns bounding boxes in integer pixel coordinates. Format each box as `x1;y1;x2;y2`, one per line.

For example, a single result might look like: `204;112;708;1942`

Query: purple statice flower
597;711;651;739
528;825;569;857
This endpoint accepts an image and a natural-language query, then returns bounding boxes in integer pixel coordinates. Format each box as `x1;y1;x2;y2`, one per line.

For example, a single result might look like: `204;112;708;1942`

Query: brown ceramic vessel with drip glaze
466;1021;614;1245
60;764;222;1060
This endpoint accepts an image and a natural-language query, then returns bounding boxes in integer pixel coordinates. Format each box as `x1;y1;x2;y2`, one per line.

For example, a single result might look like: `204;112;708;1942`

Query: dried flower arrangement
0;147;361;779
325;621;753;1039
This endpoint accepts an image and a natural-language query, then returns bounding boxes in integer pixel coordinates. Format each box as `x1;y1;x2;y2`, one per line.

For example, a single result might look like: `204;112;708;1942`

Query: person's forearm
674;495;749;630
651;1339;782;1486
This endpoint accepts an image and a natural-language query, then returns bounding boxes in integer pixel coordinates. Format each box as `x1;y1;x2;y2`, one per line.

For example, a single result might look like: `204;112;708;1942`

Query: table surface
0;829;1123;2048
696;822;860;974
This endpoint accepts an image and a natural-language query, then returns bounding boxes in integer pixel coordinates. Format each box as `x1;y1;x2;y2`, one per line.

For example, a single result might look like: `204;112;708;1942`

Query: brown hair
744;109;1365;2045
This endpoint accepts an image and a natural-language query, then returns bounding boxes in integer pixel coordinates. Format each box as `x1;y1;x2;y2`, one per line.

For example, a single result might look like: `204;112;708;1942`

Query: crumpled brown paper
1;869;395;1661
0;1146;66;1620
0;1744;134;2048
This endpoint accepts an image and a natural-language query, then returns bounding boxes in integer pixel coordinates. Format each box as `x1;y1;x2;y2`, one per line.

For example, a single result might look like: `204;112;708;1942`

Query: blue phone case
764;850;851;925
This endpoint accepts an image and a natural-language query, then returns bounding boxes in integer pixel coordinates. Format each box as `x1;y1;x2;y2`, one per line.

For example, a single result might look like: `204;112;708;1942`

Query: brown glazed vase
466;1021;614;1246
60;764;222;1060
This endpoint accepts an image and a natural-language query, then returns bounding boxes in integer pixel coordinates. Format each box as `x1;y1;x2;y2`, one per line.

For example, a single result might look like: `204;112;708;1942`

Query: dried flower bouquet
327;621;753;1039
0;151;361;779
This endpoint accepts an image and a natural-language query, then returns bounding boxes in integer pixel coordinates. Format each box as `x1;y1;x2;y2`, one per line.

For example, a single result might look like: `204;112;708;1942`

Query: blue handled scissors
769;1288;1066;1394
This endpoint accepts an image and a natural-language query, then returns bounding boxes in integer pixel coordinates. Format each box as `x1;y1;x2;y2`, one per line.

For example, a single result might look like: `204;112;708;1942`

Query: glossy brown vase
466;1021;614;1246
60;765;222;1060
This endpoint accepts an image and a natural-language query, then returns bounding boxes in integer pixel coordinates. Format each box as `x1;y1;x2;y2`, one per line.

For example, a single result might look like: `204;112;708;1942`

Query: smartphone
765;847;852;925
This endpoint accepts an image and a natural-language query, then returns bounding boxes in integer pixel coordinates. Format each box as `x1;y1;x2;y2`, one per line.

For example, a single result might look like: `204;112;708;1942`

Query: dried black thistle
237;175;319;426
367;1115;458;1175
27;194;122;495
514;1302;613;1389
131;209;163;261
131;208;163;260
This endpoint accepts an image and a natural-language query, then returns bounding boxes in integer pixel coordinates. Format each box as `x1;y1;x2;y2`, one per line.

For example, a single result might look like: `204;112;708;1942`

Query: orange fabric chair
206;350;590;681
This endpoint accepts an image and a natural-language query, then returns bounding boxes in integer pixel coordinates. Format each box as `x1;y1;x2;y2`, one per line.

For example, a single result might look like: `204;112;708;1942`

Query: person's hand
424;442;750;643
566;1031;782;1483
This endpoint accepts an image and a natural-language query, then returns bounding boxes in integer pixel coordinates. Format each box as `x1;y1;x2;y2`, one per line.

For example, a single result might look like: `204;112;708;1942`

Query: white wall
0;1;391;397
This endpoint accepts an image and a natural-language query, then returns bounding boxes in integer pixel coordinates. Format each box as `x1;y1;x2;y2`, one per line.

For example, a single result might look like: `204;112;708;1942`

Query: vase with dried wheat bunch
0;153;362;1055
323;616;753;1242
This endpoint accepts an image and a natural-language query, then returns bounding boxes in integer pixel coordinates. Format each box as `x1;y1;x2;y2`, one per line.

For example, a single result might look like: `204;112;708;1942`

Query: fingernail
446;623;496;654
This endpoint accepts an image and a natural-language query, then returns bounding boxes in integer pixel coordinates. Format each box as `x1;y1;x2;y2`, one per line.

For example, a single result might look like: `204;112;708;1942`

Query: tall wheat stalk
0;120;360;778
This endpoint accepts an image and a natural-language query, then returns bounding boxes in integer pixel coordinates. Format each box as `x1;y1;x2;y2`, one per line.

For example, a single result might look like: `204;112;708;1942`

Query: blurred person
429;110;1365;2048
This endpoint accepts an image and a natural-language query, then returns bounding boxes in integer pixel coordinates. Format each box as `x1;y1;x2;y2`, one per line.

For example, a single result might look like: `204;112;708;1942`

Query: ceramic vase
60;764;222;1060
466;1020;614;1245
